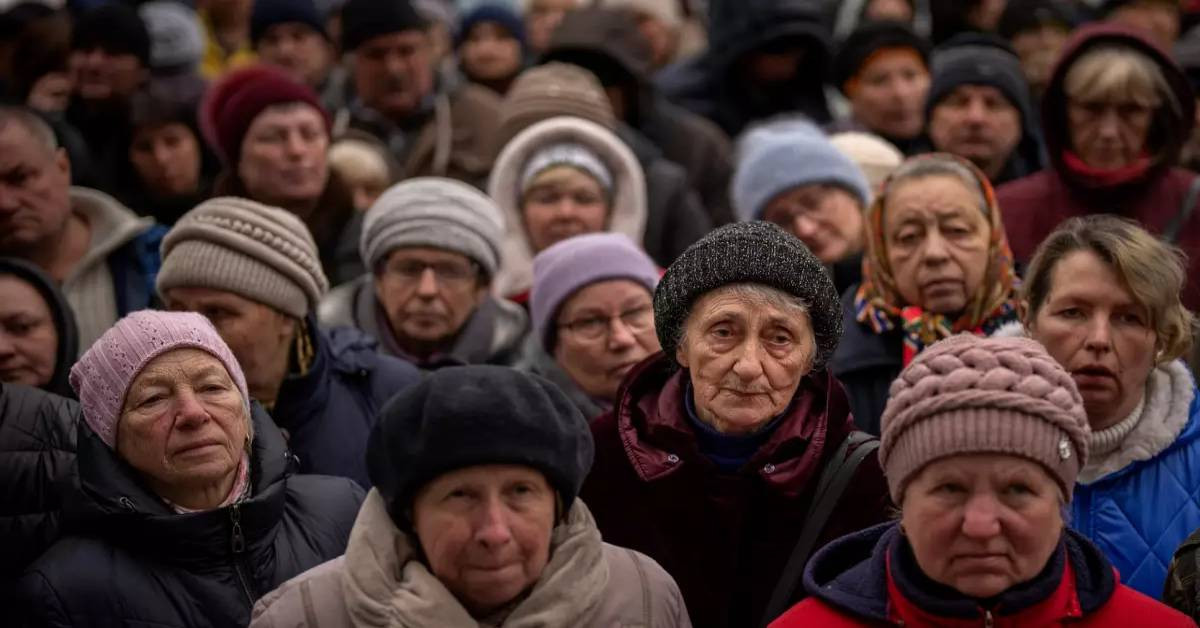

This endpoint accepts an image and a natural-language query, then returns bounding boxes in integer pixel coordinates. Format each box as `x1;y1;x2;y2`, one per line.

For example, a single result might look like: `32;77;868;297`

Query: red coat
579;354;890;628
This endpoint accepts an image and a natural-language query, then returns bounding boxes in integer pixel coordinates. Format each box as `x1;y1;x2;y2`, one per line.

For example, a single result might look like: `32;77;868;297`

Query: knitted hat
340;0;429;52
543;8;653;84
497;62;617;153
455;4;526;50
69;310;250;449
732;120;871;221
997;0;1075;41
879;334;1091;504
829;131;904;196
834;20;930;92
531;233;659;351
251;0;328;46
367;365;594;527
72;2;152;67
199;64;330;165
654;221;843;371
926;34;1033;126
157;197;330;318
139;1;204;71
520;142;614;194
361;177;505;278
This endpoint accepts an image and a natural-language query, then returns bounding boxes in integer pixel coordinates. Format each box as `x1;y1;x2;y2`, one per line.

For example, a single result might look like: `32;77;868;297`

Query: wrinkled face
375;247;487;350
1028;250;1157;431
1010;25;1068;91
521;167;609;253
929;86;1022;179
884;175;991;314
237;103;329;206
129;123;203;198
525;0;575;54
0;123;72;257
676;287;815;435
460;22;523;82
353;30;435;121
413;464;556;617
1109;3;1180;48
257;23;334;88
554;279;660;402
762;184;865;264
864;0;914;22
901;454;1064;599
163;287;296;402
27;72;73;113
851;51;930;140
69;47;146;103
0;275;58;388
117;348;248;500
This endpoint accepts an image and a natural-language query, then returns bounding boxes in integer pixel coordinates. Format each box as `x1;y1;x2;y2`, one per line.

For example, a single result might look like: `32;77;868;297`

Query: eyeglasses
383;259;479;285
558;305;654;341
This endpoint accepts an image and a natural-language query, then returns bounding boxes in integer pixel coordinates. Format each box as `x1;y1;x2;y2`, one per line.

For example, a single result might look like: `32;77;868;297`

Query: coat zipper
229;505;255;607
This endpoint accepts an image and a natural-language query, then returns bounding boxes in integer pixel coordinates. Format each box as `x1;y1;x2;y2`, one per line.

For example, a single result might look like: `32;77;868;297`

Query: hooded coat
995;23;1200;309
0;258;80;397
14;404;364;628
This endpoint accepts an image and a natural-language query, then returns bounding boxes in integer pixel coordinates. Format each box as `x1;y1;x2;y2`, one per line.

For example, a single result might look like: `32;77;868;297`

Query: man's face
257;23;334;88
69;47;146;104
0;122;72;257
353;30;435;121
928;85;1022;180
374;247;487;354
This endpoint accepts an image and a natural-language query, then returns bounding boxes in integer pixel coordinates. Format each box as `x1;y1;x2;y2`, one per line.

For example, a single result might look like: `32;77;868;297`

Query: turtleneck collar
1088;393;1145;458
682;380;789;473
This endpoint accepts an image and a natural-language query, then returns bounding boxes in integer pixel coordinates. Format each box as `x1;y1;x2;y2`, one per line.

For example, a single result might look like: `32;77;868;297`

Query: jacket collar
273;316;334;432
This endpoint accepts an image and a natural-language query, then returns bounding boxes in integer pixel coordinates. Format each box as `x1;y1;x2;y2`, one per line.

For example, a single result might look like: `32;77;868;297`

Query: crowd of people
6;0;1200;626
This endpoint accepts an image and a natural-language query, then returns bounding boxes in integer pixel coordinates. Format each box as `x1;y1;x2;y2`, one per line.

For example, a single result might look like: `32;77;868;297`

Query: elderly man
926;35;1044;185
335;0;500;185
157;197;418;487
250;0;346;112
319;177;528;369
0;106;165;353
580;222;890;628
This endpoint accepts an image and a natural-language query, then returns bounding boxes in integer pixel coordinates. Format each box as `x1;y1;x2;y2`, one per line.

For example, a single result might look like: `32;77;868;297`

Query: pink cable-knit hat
878;334;1091;504
69;310;250;448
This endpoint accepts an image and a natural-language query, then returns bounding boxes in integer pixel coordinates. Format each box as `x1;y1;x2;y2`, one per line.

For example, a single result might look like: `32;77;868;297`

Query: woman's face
1067;95;1155;171
522;166;609;253
117;348;248;505
413;464;556;617
762;184;865;264
884;175;991;315
851;51;930;141
0;274;58;388
237;103;329;207
554;279;660;402
130;123;203;198
901;454;1064;599
1028;250;1157;431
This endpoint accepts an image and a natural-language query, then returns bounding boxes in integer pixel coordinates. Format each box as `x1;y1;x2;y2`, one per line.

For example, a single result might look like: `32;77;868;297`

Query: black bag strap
1164;176;1200;244
759;431;881;627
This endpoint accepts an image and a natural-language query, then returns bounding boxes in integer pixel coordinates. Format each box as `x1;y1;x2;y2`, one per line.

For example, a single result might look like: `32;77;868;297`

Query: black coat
14;404;364;628
828;286;902;436
0;383;79;584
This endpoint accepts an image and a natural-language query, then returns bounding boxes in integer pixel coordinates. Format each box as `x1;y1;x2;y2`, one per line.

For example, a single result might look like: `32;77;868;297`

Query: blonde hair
328;138;391;191
1063;44;1174;115
1021;215;1195;364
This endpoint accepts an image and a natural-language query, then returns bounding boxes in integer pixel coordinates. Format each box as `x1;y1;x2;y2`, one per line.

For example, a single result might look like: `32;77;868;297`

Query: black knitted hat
833;20;931;92
653;221;844;371
72;3;152;67
366;365;594;528
340;0;428;52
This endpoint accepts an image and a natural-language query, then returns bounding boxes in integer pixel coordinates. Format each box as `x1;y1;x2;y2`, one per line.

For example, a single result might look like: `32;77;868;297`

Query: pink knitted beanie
878;334;1091;504
69;310;250;449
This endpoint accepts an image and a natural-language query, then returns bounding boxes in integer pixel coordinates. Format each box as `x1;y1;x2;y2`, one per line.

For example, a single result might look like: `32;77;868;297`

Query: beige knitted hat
879;334;1091;504
157;197;330;318
496;62;617;154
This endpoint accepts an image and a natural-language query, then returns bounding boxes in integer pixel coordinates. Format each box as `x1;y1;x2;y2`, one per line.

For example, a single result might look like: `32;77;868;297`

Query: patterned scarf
853;154;1020;366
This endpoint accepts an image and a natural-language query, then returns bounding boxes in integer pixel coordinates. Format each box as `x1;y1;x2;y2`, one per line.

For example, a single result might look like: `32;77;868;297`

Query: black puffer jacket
0;383;79;584
14;404;364;628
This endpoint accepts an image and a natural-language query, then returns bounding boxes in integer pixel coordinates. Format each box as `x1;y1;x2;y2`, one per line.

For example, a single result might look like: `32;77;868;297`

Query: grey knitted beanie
361;177;505;278
879;334;1091;504
157;197;329;318
653;221;843;371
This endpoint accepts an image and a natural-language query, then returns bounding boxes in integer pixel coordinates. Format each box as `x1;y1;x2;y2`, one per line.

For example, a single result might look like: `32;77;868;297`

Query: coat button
763;463;776;474
666;454;680;464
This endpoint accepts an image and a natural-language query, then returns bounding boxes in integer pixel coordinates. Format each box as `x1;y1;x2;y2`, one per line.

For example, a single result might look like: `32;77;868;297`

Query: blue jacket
273;320;421;488
1071;378;1200;598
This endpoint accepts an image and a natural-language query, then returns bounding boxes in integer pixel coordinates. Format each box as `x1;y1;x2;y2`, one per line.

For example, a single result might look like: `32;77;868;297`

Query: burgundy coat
580;354;891;628
995;23;1200;309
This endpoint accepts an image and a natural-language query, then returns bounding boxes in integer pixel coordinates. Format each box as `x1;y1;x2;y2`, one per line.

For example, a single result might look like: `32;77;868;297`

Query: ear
1017;299;1032;330
674;341;688;369
53;148;70;182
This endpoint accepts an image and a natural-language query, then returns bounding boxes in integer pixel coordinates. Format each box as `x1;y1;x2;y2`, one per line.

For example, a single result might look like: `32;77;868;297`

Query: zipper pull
118;496;135;511
229;505;245;554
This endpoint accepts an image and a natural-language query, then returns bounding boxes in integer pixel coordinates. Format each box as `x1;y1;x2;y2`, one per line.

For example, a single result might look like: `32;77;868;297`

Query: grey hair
679;283;813;364
886;155;989;217
0;106;59;154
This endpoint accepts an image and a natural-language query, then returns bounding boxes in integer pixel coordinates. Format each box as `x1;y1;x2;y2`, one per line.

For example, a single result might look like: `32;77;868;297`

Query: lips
173;439;223;456
1071;365;1118;389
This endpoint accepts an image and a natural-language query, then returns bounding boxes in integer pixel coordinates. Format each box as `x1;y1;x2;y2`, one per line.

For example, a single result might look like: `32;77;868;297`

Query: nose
383;52;407;79
791;214;818;239
172;388;211;430
1084;316;1113;352
960;493;1002;539
283;130;308;158
153;142;174;168
415;267;439;297
607;317;637;350
1096;108;1123;138
474;496;515;549
920;230;951;265
730;338;767;381
963;98;988;125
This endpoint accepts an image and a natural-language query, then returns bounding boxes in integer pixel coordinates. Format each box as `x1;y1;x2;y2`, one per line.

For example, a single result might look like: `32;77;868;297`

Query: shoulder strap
1164;176;1200;244
759;431;881;627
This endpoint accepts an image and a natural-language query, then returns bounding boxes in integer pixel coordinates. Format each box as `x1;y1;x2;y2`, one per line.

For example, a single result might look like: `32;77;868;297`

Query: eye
935;482;965;495
709;324;734;339
1116;312;1146;326
1005;483;1033;496
1056;307;1084;319
138;394;165;409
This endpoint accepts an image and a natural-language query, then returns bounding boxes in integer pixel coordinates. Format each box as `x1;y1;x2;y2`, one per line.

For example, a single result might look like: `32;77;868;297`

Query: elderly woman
1012;215;1200;599
997;23;1200;310
580;222;890;628
200;64;363;285
0;258;78;396
770;334;1192;626
14;310;363;626
831;153;1020;435
249;365;690;626
488;115;648;300
524;233;661;418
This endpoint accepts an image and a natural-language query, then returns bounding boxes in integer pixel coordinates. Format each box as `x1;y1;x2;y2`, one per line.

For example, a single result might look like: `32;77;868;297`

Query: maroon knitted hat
199;64;330;165
878;334;1091;504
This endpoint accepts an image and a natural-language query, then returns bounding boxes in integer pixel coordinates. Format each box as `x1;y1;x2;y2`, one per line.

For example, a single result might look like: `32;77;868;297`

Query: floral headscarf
853;154;1019;366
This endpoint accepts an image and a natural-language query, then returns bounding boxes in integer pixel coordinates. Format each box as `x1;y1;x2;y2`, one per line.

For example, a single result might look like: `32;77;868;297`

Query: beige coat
250;489;690;628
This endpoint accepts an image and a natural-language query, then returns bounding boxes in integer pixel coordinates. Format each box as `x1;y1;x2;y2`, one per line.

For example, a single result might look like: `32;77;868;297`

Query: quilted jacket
1070;361;1200;598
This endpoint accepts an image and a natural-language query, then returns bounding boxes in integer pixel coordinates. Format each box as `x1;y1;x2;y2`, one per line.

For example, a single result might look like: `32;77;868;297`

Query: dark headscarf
0;258;79;397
